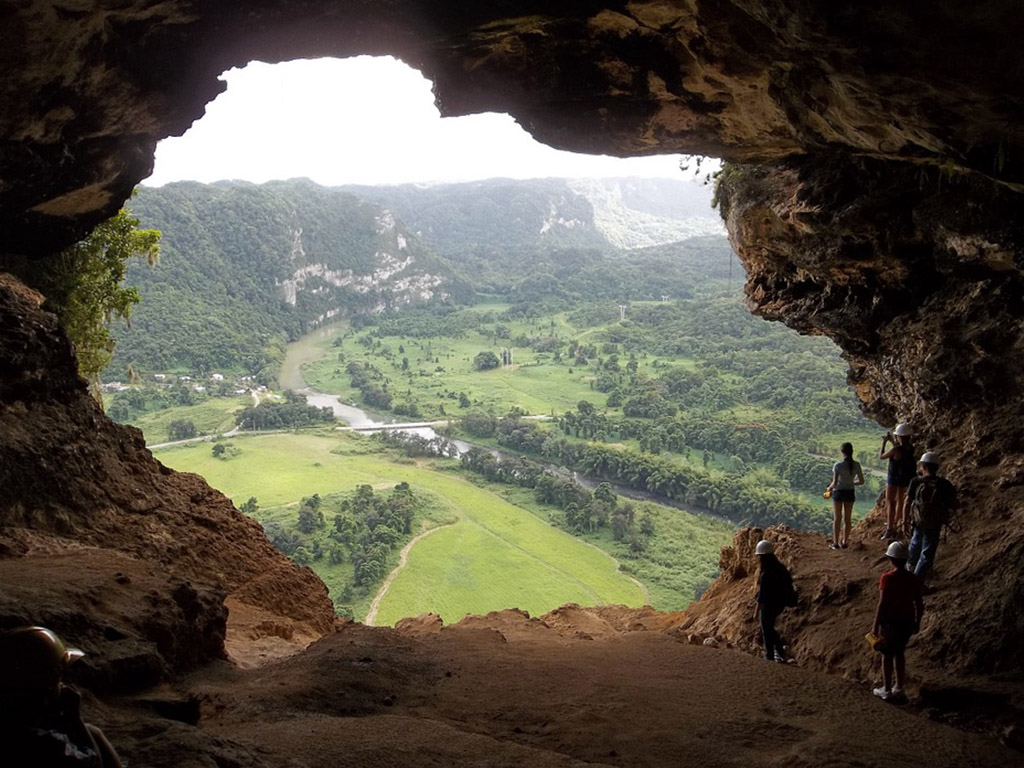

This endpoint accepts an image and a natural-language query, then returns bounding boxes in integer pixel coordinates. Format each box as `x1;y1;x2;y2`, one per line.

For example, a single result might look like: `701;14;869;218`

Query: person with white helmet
751;540;797;663
879;423;917;539
0;626;123;767
871;541;924;701
902;451;957;582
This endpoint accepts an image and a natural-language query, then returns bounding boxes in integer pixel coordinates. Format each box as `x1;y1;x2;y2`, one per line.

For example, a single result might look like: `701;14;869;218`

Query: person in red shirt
871;541;924;701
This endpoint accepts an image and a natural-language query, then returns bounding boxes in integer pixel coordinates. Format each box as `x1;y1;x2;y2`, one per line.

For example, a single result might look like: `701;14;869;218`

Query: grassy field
154;430;647;624
131;396;250;443
492;484;733;611
301;307;624;419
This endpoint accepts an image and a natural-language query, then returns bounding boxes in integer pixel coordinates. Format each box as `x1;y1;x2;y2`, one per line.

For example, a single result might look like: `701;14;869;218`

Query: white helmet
755;540;774;555
886;541;909;559
894;423;913;436
919;451;939;466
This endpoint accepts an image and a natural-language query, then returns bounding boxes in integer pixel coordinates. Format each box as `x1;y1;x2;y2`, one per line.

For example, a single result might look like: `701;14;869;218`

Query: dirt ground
91;610;1018;768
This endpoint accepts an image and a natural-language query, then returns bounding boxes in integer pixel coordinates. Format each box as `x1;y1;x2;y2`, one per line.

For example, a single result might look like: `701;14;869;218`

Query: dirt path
364;523;454;626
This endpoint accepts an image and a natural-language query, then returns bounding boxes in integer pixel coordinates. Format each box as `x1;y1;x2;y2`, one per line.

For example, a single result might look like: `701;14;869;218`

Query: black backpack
911;475;952;529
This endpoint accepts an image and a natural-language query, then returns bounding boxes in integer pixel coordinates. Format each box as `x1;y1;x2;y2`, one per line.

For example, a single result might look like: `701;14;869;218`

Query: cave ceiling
1;1;1021;258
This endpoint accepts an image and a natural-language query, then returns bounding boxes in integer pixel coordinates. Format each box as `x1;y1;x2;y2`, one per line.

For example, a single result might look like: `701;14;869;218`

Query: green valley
105;176;886;626
153;431;718;624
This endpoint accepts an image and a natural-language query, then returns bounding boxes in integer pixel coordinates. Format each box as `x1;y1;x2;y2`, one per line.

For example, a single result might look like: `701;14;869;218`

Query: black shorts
833;488;855;503
880;622;914;655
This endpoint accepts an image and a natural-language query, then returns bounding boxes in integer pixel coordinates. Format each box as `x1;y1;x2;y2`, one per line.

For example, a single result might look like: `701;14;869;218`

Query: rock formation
0;274;335;686
2;0;1024;706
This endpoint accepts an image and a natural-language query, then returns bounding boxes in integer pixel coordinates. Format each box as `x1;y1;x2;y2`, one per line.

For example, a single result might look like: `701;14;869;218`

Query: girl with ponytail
824;442;864;550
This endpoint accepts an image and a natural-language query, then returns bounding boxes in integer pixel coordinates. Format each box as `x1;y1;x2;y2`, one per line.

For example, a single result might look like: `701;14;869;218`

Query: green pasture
300;311;655;419
132;396;249;443
154;431;646;624
494;484;733;612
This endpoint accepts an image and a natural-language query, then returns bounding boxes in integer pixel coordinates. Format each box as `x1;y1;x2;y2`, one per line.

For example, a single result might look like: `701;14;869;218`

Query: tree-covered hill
111;178;729;381
114;180;467;378
340;178;609;256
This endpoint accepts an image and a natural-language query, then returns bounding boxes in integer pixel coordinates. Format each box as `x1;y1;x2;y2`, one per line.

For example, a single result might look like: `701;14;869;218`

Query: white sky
146;56;696;187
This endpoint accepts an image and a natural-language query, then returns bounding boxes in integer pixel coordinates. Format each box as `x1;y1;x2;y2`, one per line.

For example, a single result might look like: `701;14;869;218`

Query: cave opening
119;54;886;632
4;6;1024;762
146;56;695;188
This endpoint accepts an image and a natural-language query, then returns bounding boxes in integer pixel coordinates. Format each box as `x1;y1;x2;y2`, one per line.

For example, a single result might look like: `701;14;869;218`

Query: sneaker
829;542;840;550
879;528;893;540
840;542;848;549
774;651;787;663
872;686;891;700
890;687;906;701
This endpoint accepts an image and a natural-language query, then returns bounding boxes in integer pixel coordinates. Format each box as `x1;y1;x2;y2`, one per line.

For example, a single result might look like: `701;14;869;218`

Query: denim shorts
833;488;856;503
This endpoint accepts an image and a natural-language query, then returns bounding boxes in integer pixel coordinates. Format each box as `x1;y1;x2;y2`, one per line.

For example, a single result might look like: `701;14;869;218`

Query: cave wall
2;1;1024;679
0;274;335;682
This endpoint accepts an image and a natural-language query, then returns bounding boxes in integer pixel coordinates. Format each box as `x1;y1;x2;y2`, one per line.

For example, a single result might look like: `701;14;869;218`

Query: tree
297;498;325;534
26;205;160;392
239;497;259;515
473;350;500;370
211;443;226;459
167;419;197;440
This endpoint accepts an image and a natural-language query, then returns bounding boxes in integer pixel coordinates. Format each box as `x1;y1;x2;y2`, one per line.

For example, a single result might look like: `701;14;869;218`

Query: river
280;324;473;449
280;326;729;523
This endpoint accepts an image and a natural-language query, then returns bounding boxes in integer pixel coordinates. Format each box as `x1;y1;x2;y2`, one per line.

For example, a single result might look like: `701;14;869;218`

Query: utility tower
661;295;669;303
618;304;627;321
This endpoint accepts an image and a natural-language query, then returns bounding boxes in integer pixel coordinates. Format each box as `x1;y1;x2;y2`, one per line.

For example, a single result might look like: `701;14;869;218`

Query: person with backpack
903;451;957;581
871;540;924;702
751;540;797;663
824;442;864;550
880;423;916;539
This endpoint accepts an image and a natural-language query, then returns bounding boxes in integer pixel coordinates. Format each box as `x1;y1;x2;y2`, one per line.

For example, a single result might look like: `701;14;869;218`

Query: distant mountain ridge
340;176;723;255
113;177;729;379
566;178;724;249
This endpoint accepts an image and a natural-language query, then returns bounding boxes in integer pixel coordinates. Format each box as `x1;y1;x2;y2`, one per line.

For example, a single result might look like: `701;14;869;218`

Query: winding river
280;325;728;522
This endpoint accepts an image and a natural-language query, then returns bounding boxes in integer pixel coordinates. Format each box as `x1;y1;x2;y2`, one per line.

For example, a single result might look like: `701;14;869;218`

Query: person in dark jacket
902;451;957;582
752;539;796;662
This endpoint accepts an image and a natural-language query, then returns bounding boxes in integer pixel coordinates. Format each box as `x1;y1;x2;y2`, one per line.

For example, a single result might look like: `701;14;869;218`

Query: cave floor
99;613;1015;768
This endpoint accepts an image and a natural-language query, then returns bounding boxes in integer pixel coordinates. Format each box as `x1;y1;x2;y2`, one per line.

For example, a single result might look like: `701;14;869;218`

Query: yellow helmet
0;626;84;692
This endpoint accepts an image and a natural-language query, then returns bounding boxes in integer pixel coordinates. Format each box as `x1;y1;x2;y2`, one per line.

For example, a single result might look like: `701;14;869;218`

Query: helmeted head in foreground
0;626;84;697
